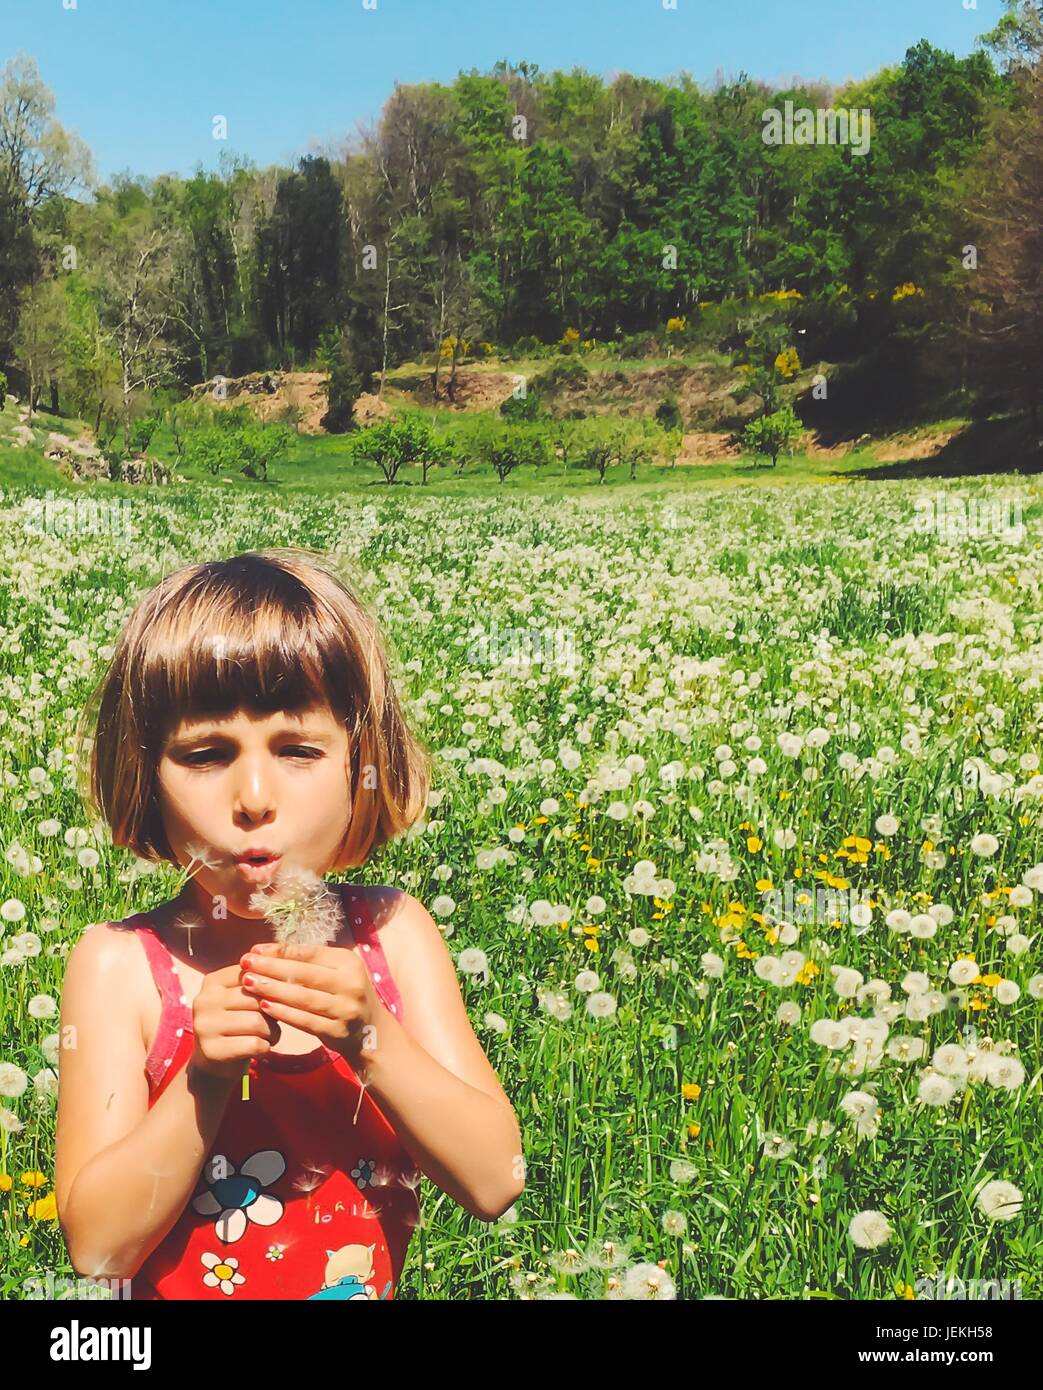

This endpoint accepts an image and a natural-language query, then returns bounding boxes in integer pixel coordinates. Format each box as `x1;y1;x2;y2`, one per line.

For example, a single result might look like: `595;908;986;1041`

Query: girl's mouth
234;853;282;883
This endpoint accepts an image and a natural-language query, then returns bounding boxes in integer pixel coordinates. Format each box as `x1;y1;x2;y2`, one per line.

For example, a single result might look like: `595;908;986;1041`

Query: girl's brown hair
75;548;431;870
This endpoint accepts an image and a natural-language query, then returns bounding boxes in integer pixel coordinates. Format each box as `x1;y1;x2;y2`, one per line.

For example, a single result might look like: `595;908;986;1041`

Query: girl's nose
233;758;275;817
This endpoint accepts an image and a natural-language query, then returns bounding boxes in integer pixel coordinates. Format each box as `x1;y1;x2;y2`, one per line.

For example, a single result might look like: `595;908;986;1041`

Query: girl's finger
240;954;339;990
255;998;330;1038
242;973;339;1018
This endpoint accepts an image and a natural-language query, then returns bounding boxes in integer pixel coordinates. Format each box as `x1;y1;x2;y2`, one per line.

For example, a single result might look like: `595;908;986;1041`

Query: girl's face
156;702;353;920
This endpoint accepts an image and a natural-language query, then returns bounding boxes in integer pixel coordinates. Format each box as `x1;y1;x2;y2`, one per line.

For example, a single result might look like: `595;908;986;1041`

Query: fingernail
243;974;255;987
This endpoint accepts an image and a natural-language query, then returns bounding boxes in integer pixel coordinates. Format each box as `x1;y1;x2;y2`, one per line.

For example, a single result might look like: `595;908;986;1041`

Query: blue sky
4;0;1007;184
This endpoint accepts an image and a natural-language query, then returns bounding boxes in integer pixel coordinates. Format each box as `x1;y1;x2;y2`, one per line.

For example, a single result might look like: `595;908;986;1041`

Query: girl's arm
54;925;237;1282
352;892;525;1223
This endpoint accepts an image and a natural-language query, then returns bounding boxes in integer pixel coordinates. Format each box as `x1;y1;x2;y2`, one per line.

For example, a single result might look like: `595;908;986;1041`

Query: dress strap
337;886;406;1024
130;918;193;1092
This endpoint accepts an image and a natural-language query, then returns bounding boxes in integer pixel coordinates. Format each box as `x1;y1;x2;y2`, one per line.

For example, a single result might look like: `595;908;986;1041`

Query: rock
10;425;34;448
118;453;173;485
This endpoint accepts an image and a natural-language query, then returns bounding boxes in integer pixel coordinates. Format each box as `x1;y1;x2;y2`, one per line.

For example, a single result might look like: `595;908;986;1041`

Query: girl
54;548;524;1300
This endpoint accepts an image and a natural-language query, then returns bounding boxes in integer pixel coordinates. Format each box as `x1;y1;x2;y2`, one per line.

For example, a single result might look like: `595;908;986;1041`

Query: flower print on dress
193;1149;286;1243
350;1158;377;1190
201;1252;246;1295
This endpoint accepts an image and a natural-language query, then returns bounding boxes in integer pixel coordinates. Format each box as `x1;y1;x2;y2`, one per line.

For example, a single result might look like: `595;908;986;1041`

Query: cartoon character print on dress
192;1149;287;1243
306;1242;393;1300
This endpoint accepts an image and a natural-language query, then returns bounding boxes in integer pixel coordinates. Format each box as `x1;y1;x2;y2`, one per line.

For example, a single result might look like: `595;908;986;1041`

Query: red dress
119;885;420;1300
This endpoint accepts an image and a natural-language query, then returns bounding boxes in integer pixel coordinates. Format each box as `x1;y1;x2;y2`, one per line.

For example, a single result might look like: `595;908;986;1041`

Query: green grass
1;476;1042;1300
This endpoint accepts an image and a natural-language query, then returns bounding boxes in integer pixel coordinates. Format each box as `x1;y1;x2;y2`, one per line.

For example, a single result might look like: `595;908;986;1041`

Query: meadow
1;473;1041;1300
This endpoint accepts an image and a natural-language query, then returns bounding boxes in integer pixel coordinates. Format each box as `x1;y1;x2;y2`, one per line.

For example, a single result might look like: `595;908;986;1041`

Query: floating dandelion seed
172;913;205;958
183;841;224;875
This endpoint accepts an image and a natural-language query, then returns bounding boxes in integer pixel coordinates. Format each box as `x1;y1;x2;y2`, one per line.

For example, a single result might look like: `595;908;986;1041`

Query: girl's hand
190;962;280;1082
238;941;382;1062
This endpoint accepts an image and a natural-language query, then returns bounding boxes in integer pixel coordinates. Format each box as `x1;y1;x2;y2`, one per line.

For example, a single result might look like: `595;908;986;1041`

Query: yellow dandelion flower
20;1171;47;1189
747;836;763;853
27;1191;58;1221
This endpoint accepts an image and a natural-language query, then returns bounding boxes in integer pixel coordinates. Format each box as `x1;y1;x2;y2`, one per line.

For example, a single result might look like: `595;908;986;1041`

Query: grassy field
1;465;1041;1300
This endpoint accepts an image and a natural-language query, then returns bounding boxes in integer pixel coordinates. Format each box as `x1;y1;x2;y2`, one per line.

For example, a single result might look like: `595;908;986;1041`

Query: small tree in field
350;413;442;484
742;406;803;467
481;426;552;483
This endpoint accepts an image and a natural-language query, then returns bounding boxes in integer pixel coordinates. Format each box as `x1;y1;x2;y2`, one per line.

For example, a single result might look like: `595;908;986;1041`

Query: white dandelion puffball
585;896;607;915
840;1091;878;1120
995;980;1020;1005
670;1158;696;1184
977;1179;1023;1222
430;895;456;918
932;1044;969;1077
874;814;899;837
1022;865;1043;892
701;952;725;979
483;1012;508;1034
970;833;999;858
809;1017;850;1050
776;1001;801;1025
901;971;930;995
928;903;954;926
0;899;27;923
457;947;490;980
989;1055;1026;1089
661;1209;688;1237
917;1073;956;1106
586;992;617;1018
538;990;572;1021
1027;974;1043;999
574;969;600;993
886;908;912;933
27;994;57;1019
621;1262;677;1300
948;959;979;987
849;1210;892;1249
908;914;937;939
831;965;863;998
1008;885;1033;909
0;1062;30;1098
887;1035;926;1063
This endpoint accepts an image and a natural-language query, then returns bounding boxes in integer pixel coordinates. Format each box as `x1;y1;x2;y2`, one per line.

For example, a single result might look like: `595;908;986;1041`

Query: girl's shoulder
63;916;160;1052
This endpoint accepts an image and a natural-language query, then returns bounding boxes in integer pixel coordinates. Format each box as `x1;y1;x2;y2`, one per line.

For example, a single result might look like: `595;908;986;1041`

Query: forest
1;1;1043;466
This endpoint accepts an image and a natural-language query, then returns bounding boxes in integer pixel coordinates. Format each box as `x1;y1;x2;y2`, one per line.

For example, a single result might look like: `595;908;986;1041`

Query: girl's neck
150;884;282;971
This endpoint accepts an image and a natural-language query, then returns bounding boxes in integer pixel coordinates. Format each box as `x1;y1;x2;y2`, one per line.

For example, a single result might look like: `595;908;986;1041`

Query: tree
350;413;444;483
93;218;179;450
13;273;68;415
0;55;94;367
254;155;345;360
183;417;292;482
741;405;803;466
965;57;1043;429
478;424;552;481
